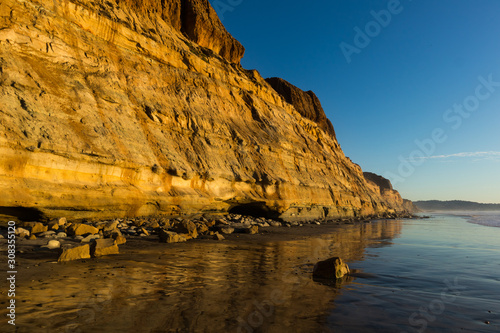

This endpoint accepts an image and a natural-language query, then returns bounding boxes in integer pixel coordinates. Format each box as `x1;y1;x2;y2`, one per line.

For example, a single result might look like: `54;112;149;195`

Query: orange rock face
0;0;411;221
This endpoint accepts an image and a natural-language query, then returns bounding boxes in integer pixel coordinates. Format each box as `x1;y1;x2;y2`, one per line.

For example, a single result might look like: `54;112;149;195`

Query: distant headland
414;200;500;211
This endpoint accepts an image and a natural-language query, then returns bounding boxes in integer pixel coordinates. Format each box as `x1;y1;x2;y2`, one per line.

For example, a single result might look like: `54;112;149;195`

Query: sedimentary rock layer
363;172;410;213
0;0;409;221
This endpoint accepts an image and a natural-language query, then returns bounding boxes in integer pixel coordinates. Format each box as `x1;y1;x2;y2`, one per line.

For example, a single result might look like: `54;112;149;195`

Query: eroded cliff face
0;0;409;221
265;77;336;138
363;172;410;213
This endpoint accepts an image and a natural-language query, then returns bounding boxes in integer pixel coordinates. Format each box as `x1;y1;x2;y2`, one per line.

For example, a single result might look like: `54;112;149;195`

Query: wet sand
1;216;499;332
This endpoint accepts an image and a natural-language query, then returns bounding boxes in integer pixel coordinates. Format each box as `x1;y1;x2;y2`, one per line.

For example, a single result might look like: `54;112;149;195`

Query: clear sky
210;0;500;203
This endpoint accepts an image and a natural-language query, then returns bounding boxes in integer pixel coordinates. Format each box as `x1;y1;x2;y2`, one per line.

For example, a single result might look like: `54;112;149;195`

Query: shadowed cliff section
265;77;336;138
363;172;393;192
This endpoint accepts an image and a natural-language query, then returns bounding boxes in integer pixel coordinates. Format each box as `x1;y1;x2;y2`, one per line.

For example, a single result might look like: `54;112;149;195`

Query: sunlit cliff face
0;0;408;221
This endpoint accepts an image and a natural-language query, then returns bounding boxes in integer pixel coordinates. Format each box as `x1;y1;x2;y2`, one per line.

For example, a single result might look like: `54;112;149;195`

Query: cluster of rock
11;218;124;262
3;214;275;262
157;214;276;243
2;211;416;262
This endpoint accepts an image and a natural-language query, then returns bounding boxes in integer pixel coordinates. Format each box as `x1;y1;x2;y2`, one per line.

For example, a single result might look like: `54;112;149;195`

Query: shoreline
3;212;499;332
1;211;415;264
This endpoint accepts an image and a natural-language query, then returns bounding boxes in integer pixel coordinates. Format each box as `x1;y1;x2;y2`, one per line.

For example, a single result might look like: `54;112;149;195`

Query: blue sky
210;0;500;203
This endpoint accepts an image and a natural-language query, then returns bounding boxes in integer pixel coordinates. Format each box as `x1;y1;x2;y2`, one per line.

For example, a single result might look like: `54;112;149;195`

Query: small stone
219;226;234;235
269;221;282;227
58;244;91;262
244;225;259;235
103;221;119;232
140;228;149;236
314;222;321;225
113;234;127;245
216;219;229;225
29;234;37;240
48;221;60;230
133;220;145;227
38;230;56;238
81;234;100;243
23;222;48;234
158;218;171;228
56;232;67;238
158;230;186;243
46;240;61;249
148;221;160;229
15;227;30;238
57;217;67;226
196;223;209;234
173;220;198;239
213;233;225;241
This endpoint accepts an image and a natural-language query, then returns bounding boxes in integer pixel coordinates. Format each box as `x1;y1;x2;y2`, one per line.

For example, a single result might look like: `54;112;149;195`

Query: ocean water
465;211;500;228
326;213;500;332
5;215;500;332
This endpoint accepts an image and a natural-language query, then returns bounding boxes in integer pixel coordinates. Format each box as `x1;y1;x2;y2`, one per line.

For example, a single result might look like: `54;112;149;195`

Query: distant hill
414;200;500;211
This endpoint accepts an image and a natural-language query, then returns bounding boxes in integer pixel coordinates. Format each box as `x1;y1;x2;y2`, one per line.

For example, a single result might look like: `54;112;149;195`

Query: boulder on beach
313;257;350;279
196;222;209;234
244;225;259;235
81;234;100;243
58;244;91;262
219;226;235;235
173;220;198;239
159;229;187;243
113;234;127;245
48;221;60;230
103;220;119;232
67;223;99;237
15;227;30;238
22;222;48;234
45;240;61;250
91;239;119;257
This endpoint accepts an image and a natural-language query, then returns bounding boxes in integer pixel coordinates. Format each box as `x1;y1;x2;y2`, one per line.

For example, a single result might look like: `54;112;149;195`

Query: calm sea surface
7;214;500;332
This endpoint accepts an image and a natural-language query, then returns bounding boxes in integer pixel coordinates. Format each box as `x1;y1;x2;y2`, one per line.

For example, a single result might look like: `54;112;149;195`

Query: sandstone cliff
265;77;336;138
363;172;411;213
0;0;410;221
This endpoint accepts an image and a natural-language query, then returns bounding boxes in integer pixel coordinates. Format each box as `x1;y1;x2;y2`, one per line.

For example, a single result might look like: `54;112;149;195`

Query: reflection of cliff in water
16;220;402;332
